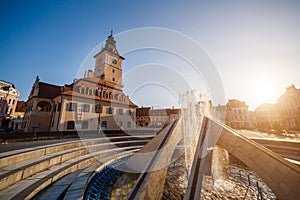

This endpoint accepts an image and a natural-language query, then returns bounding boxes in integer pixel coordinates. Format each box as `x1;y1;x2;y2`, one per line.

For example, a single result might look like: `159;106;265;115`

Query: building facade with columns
22;33;137;133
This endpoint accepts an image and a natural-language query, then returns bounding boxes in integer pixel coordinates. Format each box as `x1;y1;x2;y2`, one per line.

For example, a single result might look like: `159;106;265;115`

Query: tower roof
104;31;118;53
94;31;124;59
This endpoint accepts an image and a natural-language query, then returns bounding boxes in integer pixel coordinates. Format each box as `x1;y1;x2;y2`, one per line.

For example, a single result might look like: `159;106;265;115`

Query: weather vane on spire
110;29;113;36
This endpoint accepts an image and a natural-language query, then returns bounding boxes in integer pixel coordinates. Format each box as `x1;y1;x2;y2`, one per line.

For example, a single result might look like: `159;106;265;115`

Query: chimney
87;70;94;79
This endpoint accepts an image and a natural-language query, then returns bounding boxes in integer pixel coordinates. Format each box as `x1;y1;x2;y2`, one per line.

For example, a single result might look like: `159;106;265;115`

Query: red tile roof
16;101;26;112
136;107;151;116
38;82;61;99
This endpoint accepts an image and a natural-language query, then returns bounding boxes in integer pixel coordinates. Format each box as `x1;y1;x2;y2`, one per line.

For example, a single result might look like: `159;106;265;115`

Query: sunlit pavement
237;129;300;141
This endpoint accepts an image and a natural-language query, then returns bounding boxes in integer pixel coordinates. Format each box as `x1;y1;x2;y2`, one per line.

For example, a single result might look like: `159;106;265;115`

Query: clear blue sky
1;0;299;110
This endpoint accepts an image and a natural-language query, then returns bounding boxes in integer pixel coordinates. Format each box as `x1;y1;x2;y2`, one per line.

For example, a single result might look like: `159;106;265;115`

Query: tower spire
110;29;113;36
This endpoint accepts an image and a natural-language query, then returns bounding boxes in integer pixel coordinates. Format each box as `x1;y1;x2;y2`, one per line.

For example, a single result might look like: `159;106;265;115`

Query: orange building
277;84;300;130
148;108;181;127
22;33;137;133
253;103;282;131
0;80;19;128
225;99;251;129
136;107;151;127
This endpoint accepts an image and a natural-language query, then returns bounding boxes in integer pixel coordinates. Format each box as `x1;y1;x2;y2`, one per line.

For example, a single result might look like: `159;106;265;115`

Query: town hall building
22;33;137;133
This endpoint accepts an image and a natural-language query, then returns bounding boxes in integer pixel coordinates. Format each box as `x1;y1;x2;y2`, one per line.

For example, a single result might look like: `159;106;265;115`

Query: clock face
112;58;117;64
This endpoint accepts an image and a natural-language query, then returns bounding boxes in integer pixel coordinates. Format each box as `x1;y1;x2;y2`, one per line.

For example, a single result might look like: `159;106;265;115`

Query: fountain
179;90;212;176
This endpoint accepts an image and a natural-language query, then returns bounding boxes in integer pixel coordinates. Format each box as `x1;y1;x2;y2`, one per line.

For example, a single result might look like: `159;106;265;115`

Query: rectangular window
82;121;89;129
67;121;75;129
106;107;114;114
66;103;77;111
127;110;132;116
101;121;107;129
127;121;131;128
12;99;15;105
53;104;57;112
8;99;11;104
118;108;123;115
81;104;90;112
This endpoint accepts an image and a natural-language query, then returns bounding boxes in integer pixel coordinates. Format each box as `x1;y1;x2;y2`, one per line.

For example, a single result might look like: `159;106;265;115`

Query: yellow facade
23;33;137;133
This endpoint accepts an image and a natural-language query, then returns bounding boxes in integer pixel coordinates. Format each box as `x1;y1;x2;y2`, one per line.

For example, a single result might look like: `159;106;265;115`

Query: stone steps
0;134;154;200
0;140;84;168
64;149;139;200
36;150;138;200
34;167;86;200
0;135;152;168
0;146;142;200
0;139;148;191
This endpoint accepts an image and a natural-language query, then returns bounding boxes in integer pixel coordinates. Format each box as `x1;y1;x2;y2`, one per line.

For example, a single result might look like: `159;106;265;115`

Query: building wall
22;97;54;132
0;81;19;128
277;85;300;130
253;104;282;131
48;95;136;132
225;100;251;129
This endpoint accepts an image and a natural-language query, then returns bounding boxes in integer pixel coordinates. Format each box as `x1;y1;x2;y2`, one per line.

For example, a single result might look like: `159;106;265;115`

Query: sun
254;84;276;103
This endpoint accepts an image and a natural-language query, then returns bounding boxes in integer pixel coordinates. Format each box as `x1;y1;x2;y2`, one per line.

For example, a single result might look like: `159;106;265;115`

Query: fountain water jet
178;90;212;178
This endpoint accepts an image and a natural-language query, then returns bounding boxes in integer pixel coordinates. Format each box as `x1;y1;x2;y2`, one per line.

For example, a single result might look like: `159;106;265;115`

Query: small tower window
112;78;115;82
112;69;115;73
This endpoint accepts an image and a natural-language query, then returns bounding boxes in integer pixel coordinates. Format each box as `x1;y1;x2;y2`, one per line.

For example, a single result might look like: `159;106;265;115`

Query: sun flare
254;84;276;103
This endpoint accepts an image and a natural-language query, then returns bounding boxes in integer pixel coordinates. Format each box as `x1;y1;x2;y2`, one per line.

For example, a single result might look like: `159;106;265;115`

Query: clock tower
94;32;124;89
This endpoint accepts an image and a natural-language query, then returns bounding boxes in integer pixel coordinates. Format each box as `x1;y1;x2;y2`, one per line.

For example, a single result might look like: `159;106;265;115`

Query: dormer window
80;87;85;94
89;88;93;95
